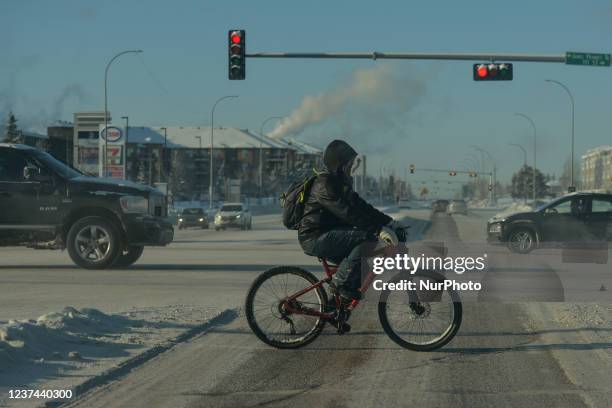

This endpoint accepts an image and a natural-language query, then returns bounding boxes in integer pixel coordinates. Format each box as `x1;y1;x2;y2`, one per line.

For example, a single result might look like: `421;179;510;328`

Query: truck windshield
32;150;82;179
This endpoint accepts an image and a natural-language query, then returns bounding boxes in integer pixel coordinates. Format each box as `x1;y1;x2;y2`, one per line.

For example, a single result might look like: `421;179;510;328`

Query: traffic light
488;184;493;191
409;164;415;174
473;63;513;81
469;172;478;178
228;30;246;80
449;171;457;176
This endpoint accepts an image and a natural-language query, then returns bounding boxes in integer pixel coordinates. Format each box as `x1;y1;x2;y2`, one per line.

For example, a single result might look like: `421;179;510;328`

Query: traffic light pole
245;52;567;63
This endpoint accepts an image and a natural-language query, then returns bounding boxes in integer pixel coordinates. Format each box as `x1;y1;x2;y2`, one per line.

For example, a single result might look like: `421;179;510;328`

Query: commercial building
582;146;612;192
73;111;110;175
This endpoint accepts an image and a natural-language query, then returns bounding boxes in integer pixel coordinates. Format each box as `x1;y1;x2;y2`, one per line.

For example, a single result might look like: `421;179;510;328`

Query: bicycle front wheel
245;266;328;349
378;271;462;351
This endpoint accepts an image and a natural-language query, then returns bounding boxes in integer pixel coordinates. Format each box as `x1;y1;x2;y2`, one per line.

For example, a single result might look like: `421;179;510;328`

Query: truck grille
149;194;167;217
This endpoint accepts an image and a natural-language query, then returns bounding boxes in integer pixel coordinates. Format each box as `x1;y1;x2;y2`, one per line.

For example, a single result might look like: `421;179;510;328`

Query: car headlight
199;218;204;222
178;218;183;222
120;195;149;214
215;214;221;220
236;214;241;219
489;223;502;233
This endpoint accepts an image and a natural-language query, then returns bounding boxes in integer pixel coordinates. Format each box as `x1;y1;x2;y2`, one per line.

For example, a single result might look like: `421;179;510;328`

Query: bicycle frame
282;244;401;319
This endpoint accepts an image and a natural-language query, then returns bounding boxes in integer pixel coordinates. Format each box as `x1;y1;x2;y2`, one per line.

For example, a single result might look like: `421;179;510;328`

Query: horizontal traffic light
228;30;246;80
449;171;457;176
473;63;513;81
469;172;478;178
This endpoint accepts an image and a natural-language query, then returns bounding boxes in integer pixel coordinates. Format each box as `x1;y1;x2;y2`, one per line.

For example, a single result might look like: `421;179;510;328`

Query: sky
2;0;612;188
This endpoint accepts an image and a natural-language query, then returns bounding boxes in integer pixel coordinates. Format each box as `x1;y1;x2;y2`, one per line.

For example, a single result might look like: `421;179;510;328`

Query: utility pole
545;79;575;192
515;113;537;206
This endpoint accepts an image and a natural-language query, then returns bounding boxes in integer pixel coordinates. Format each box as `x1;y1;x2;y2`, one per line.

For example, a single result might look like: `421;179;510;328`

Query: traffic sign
565;52;611;67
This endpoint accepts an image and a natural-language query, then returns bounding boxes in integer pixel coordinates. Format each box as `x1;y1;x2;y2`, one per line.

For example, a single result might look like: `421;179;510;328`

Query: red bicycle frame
282;245;399;319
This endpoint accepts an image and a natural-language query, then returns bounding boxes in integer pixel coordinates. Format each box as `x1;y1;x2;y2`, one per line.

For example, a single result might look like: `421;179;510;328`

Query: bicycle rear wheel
378;271;462;351
245;266;328;349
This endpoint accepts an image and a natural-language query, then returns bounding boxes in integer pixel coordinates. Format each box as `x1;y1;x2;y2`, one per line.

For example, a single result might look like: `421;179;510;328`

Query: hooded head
323;140;358;176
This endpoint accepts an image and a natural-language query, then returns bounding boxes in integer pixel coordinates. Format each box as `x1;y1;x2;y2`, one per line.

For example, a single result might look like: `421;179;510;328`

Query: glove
387;220;404;231
379;226;399;246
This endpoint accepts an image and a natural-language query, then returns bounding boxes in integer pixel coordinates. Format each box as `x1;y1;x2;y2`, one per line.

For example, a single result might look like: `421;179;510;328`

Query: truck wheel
114;246;144;268
67;216;121;269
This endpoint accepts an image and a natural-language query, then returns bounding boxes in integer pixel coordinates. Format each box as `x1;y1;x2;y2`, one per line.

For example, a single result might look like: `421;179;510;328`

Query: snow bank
0;307;139;370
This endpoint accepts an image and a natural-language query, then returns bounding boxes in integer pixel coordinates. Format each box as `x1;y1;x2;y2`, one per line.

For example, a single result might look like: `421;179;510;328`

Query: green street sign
566;51;611;67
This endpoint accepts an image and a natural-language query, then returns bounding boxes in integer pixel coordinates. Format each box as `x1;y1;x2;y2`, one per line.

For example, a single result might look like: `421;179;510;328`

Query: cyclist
298;139;403;303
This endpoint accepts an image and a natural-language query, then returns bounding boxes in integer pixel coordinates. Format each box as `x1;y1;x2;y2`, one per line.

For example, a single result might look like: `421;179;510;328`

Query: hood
488;210;535;223
323;140;357;175
70;176;159;195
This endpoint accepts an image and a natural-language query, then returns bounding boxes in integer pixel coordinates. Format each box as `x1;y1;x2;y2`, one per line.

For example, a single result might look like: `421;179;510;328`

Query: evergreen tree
3;112;22;143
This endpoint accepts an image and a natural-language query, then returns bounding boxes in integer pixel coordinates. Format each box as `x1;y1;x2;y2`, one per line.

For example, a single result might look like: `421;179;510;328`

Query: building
122;126;322;202
73;111;110;175
47;121;74;164
582;146;612;192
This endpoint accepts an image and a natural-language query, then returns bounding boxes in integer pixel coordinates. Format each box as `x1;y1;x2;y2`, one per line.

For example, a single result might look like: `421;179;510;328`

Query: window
591;198;612;213
0;149;28;181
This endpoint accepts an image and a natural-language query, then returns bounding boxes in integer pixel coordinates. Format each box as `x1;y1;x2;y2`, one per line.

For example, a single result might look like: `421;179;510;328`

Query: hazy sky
2;0;612;187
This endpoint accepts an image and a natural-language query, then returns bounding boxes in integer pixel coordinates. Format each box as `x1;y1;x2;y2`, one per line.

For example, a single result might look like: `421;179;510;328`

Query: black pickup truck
0;144;173;269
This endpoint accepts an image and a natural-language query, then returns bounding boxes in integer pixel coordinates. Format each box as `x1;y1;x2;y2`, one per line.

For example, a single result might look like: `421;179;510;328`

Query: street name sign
565;52;611;67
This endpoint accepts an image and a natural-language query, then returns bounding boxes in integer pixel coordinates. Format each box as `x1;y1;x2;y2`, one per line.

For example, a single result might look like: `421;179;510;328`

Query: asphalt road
49;209;610;408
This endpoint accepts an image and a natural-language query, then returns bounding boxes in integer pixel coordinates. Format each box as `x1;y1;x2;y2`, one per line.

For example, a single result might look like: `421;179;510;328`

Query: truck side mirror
23;165;52;183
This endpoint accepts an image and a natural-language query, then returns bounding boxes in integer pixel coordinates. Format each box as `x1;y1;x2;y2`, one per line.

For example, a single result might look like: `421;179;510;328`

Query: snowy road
1;210;611;407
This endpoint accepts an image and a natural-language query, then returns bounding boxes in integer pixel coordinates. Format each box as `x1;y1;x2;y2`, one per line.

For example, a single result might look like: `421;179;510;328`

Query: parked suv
487;192;612;254
214;203;252;230
0;144;173;269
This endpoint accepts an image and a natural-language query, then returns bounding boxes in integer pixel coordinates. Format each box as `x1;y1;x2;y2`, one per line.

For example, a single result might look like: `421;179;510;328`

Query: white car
214;203;252;230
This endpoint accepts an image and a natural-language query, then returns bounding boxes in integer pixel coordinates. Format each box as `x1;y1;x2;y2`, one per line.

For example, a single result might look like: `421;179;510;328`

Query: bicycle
245;229;462;351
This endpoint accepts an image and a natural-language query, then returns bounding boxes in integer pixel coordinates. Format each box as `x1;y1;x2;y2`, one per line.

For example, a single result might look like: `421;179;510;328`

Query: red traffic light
228;29;246;80
476;64;488;79
230;32;242;44
473;63;513;81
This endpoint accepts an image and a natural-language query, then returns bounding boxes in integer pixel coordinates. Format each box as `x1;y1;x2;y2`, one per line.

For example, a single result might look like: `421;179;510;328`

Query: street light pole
545;79;575;191
121;116;129;180
103;49;142;177
259;116;283;197
515;112;537;205
160;127;167;184
509;143;528;204
470;146;496;205
210;95;238;210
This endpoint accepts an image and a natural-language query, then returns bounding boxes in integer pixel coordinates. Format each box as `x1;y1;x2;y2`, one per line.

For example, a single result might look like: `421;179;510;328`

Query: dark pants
300;228;376;293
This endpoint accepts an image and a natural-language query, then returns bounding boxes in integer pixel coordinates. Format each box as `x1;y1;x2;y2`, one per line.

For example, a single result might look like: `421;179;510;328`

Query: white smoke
268;65;428;141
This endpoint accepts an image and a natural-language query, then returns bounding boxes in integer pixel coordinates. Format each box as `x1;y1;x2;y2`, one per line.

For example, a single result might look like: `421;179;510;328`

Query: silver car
214;203;252;230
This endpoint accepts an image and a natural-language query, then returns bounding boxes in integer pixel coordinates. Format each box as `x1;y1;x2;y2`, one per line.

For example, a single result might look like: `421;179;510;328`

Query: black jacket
298;140;392;241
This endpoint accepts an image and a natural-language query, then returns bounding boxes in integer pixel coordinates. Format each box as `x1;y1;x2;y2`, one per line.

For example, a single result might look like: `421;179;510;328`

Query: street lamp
470;145;496;205
508;143;528;204
121;116;129;180
160;127;167;183
545;79;575;191
259;116;283;196
103;49;143;177
210;95;238;209
515;112;537;205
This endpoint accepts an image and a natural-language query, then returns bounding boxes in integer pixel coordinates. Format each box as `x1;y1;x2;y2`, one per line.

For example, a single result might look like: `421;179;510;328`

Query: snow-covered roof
126;126;317;151
283;138;322;155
